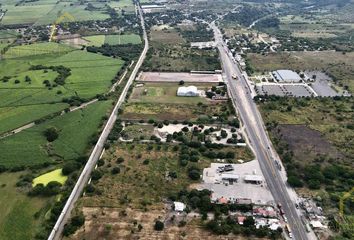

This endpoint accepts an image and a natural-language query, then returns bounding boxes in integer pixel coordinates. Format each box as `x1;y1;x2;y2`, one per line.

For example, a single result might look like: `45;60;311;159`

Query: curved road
211;22;310;240
47;3;148;240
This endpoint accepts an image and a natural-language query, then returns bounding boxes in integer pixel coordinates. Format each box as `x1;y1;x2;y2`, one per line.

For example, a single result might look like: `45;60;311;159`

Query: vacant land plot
32;168;67;186
144;24;220;72
0;100;111;168
272;124;343;164
150;26;185;45
0;172;49;240
80;143;253;208
69;207;252;240
121;82;232;121
84;34;142;46
248;51;354;91
259;97;354;164
137;72;222;83
130;82;209;104
72;140;253;239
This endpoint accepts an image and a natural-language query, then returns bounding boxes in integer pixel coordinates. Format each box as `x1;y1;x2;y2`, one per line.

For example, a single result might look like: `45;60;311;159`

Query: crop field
0;0;110;26
0;43;124;133
0;100;112;168
121;82;233;121
3;42;74;58
83;34;142;46
32;168;67;186
0;172;49;240
247;51;354;92
108;0;135;14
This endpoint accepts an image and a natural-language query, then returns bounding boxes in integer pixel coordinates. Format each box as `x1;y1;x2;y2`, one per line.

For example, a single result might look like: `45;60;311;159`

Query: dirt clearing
137;72;223;83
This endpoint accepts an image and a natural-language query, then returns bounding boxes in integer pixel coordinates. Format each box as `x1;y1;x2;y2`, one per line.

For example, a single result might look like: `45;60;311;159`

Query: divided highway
47;4;148;240
211;22;310;240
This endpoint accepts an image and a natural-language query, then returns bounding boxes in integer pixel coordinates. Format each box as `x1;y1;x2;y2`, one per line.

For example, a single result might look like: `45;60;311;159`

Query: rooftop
272;70;302;83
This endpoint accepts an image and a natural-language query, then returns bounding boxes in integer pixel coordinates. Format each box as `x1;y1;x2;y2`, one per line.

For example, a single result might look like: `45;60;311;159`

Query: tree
287;176;303;188
154;220;164;231
44;127;59;142
188;169;201;180
62;161;80;175
243;216;255;227
91;170;102;181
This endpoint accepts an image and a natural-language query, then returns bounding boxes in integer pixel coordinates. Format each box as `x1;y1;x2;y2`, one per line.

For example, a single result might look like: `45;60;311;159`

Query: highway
47;3;148;240
210;22;310;240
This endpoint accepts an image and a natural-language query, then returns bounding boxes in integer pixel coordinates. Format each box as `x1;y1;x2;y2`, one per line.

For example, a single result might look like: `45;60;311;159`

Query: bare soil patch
137;72;222;83
273;124;343;164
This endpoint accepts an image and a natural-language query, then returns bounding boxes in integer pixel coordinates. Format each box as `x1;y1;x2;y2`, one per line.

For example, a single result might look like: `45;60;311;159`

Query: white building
177;86;199;97
272;70;302;83
173;201;186;212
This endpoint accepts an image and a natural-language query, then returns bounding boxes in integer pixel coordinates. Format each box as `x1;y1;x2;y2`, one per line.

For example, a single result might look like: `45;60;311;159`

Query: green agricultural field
84;34;142;46
32;168;67;186
104;34;141;45
0;103;68;134
0;43;124;133
3;42;74;59
0;172;49;240
108;0;135;14
83;35;106;47
0;100;112;168
0;0;110;26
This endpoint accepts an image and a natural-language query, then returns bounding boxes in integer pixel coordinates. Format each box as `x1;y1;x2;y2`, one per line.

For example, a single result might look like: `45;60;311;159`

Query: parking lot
256;84;315;97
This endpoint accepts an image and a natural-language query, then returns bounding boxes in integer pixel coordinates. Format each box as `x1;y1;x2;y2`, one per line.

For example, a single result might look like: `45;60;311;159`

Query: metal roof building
272;70;302;83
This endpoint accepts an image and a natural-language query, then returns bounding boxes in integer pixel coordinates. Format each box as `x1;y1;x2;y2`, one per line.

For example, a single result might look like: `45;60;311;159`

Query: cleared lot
137;72;222;83
198;161;274;205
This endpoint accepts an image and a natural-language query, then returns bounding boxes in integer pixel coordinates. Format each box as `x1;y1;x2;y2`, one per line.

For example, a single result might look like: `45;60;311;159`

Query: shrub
154;220;164;231
43;127;59;142
111;167;120;174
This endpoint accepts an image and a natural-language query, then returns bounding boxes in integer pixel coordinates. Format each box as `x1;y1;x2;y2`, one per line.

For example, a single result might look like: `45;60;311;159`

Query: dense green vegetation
0;43;124;134
0;100;112;168
258;96;354;238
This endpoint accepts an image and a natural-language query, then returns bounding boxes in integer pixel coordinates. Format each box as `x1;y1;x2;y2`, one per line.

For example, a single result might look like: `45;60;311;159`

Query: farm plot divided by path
0;100;112;168
0;43;124;135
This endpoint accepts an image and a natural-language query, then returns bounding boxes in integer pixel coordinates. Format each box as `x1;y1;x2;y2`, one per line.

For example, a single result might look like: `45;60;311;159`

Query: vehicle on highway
232;74;238;80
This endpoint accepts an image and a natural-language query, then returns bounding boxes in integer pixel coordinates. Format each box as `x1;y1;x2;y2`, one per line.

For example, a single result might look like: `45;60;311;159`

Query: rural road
47;3;148;240
210;21;312;240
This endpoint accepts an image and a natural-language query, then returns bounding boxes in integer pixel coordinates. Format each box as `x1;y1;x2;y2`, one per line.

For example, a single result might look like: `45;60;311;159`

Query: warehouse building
272;70;302;83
